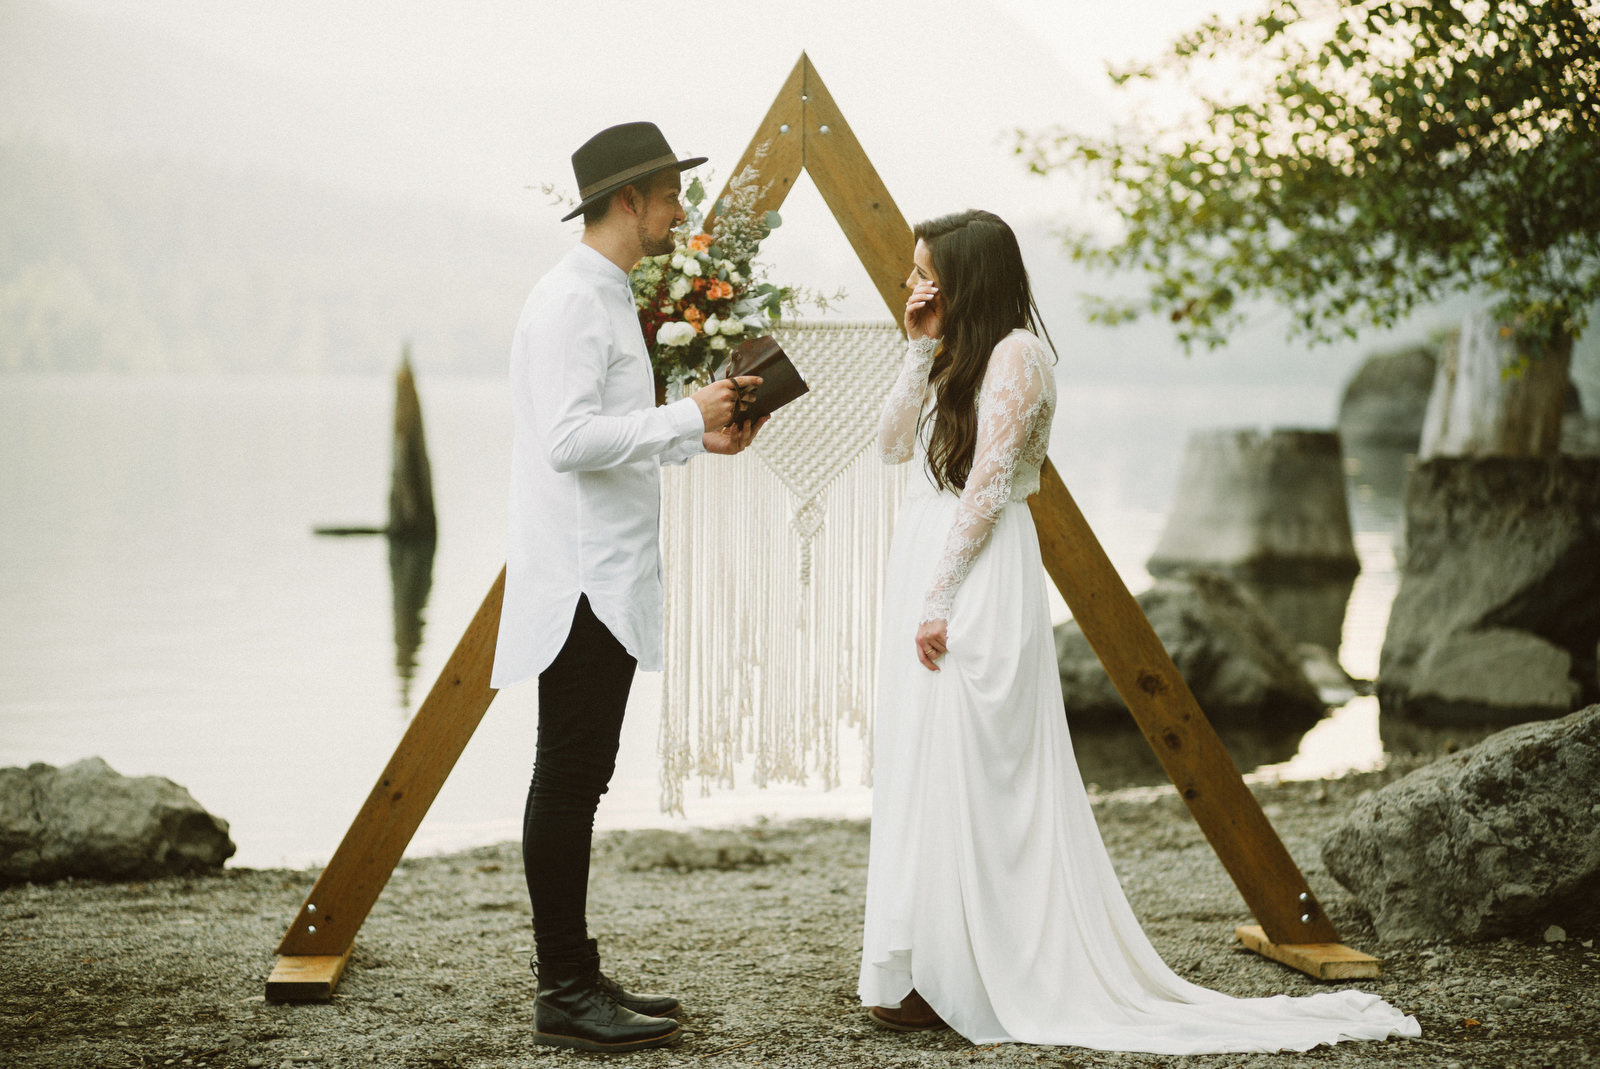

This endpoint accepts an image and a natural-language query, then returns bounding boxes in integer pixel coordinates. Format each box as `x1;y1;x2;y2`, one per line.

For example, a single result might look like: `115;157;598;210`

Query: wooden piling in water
388;349;436;542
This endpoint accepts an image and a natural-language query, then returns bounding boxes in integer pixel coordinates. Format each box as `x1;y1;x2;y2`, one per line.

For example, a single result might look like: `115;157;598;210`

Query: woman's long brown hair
916;210;1055;493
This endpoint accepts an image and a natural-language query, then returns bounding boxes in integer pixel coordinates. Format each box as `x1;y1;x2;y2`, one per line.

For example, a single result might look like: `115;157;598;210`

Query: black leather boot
587;938;683;1018
533;956;680;1052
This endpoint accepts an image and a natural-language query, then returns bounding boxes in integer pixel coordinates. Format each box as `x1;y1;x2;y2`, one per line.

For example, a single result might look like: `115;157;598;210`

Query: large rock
1321;705;1600;941
1420;310;1572;460
1379;456;1600;725
0;758;235;883
1338;345;1438;448
1056;570;1325;727
1148;428;1359;581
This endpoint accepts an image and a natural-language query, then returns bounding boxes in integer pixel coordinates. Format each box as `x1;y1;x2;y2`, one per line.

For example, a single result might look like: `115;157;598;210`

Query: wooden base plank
266;951;353;1002
1235;924;1382;981
274;568;505;959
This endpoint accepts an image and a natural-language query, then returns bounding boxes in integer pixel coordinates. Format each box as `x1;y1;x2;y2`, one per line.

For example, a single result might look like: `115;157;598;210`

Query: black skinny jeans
523;594;636;966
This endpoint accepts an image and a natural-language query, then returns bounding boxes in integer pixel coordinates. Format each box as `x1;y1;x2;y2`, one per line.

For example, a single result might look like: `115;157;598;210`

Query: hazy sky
9;0;1260;223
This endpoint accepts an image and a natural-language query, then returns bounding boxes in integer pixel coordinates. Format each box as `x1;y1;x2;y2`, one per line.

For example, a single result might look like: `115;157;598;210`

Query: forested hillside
0;138;555;374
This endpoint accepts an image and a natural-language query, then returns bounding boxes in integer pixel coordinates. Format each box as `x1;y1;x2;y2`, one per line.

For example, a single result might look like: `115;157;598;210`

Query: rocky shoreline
3;767;1596;1069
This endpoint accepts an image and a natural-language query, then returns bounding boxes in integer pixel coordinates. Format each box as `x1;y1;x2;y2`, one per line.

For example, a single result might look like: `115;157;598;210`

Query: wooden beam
797;55;915;320
712;54;806;222
265;952;352;1002
1235;925;1382;981
269;568;506;983
1029;462;1341;946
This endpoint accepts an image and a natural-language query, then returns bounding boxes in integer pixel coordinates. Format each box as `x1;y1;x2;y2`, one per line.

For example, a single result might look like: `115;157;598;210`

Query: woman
858;210;1419;1053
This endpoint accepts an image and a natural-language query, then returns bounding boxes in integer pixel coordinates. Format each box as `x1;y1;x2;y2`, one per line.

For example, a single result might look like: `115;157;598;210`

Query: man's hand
704;415;768;455
691;375;763;431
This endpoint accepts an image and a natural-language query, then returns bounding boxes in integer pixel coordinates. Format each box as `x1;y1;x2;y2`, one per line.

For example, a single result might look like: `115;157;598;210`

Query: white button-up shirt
491;243;705;688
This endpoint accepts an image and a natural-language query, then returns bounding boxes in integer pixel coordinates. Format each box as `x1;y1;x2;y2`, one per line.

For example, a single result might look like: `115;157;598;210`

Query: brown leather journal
713;335;809;424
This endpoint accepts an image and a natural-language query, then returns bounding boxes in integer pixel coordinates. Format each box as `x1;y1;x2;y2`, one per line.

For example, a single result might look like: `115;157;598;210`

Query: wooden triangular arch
264;53;1374;1001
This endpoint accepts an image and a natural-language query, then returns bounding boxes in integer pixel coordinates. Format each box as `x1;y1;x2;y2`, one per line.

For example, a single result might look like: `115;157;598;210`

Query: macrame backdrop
659;320;910;813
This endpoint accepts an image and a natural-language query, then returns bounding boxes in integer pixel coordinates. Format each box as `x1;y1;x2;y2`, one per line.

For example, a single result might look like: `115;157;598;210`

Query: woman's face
907;238;939;291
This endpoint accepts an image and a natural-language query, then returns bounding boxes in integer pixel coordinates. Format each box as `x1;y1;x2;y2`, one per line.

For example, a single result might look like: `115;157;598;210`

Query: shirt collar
569;242;631;287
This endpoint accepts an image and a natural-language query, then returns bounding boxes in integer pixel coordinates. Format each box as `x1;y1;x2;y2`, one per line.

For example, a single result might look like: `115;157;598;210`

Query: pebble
1494;994;1524;1010
1544;924;1567;943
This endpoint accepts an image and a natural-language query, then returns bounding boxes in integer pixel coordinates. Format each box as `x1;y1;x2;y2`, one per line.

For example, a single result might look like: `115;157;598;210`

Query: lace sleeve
878;337;940;463
921;334;1051;624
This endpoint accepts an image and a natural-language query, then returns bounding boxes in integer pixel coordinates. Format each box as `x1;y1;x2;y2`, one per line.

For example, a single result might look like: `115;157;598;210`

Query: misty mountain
0;137;550;374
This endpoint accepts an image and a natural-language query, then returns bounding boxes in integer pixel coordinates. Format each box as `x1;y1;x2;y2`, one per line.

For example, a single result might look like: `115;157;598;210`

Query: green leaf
764;210;782;230
686;178;705;207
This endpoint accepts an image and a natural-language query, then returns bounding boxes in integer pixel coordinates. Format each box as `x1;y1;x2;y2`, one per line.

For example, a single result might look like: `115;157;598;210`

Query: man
490;121;762;1053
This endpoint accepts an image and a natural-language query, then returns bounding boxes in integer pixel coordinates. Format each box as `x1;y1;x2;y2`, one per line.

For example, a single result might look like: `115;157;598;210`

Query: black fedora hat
561;121;707;222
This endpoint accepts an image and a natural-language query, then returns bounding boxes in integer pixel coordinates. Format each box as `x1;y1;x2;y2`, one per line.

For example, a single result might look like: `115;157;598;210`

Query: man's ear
617;184;642;217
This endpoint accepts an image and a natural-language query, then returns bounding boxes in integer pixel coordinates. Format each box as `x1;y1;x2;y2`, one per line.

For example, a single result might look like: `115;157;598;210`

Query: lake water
0;372;1405;868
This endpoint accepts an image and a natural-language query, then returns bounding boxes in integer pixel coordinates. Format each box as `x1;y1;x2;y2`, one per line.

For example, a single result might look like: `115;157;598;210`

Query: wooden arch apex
710;53;914;320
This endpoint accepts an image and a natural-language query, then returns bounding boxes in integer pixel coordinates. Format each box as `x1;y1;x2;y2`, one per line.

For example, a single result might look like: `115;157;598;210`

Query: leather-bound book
714;335;809;424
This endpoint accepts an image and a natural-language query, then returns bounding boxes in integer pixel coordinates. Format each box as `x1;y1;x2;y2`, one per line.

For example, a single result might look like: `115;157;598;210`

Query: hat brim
560;155;709;222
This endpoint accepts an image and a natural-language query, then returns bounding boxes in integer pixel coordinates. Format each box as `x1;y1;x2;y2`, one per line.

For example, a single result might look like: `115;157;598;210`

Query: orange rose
707;280;734;301
692;278;707;292
683;306;705;330
689;233;712;253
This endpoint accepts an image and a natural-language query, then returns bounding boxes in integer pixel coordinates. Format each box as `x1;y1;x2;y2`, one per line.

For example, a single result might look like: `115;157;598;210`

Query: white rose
656;321;696;347
720;317;744;335
709;336;727;350
680;257;702;278
671;254;686;269
668;276;692;301
729;270;744;284
703;314;722;336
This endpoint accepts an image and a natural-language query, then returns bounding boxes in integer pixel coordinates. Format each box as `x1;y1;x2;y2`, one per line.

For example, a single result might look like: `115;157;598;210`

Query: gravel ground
3;767;1597;1069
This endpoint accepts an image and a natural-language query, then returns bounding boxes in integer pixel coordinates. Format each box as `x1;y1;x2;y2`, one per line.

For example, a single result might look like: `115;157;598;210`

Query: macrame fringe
659;321;909;815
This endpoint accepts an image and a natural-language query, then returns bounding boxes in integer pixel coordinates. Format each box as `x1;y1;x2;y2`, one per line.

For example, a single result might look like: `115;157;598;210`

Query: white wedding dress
857;330;1420;1053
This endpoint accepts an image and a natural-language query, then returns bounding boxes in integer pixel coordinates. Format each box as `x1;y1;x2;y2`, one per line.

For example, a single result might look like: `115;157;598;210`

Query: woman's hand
915;619;948;672
904;280;942;342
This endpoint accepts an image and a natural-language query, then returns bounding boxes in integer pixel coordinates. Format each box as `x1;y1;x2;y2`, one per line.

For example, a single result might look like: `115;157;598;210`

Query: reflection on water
388;536;436;709
1236;575;1357;653
1070;719;1313;791
1378;713;1502;759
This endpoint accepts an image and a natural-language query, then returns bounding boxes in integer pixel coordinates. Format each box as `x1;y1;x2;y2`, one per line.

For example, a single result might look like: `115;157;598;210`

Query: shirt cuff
664;396;705;446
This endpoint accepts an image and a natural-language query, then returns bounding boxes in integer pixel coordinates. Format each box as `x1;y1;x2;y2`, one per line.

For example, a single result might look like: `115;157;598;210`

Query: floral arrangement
630;163;795;388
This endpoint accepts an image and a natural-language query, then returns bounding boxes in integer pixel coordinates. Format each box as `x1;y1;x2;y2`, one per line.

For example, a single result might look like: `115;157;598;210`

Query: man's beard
638;219;675;258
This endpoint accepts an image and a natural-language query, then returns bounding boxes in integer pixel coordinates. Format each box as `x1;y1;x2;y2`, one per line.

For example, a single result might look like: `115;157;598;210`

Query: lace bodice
877;329;1056;623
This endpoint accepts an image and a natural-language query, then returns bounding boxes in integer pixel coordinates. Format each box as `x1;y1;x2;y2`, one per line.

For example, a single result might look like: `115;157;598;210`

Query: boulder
1379;456;1600;725
1056;570;1325;727
1148;429;1359;581
0;758;235;883
1419;311;1571;460
1338;345;1438;448
1321;704;1600;941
